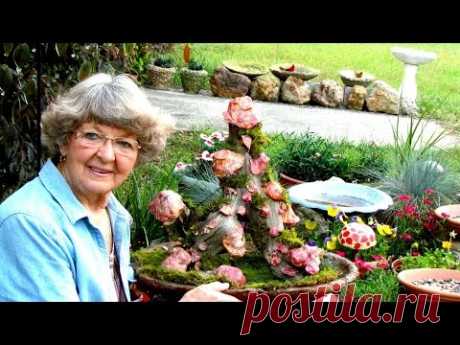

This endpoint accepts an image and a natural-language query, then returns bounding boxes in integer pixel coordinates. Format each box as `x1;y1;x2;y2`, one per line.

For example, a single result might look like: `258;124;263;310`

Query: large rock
210;66;251;98
311;80;343;108
250;73;281;102
344;85;367;111
366;80;399;115
280;76;311;104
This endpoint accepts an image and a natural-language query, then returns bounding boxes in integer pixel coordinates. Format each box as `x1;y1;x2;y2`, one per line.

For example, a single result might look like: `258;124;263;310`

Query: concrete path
144;88;459;148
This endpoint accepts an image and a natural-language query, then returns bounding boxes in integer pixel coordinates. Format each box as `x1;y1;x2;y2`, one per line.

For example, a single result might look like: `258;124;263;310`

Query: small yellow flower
326;236;337;251
327;206;340;218
354;216;365;224
411;242;419;249
442;241;452;250
377;224;393;237
304;219;317;231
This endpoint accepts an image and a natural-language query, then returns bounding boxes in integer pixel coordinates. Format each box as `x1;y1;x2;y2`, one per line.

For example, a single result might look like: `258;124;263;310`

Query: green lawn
166;43;460;124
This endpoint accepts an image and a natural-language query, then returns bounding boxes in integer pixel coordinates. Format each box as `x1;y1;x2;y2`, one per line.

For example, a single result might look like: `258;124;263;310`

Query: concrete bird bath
391;47;437;116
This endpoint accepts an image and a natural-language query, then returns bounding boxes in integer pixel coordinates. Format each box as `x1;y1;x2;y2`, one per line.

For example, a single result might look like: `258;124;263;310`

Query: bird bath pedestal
391;47;437;116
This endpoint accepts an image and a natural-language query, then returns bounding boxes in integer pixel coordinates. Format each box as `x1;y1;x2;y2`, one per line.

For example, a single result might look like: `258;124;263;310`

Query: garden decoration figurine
338;222;377;251
138;96;360;298
391;47;437;116
148;96;322;279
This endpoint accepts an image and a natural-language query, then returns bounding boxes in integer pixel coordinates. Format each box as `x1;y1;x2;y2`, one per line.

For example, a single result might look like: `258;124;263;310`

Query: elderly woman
0;73;238;302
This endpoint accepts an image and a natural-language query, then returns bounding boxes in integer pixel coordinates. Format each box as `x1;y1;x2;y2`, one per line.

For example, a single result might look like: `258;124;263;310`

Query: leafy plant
154;56;174;68
269;132;389;183
187;58;204;71
392;114;447;165
399;248;460;270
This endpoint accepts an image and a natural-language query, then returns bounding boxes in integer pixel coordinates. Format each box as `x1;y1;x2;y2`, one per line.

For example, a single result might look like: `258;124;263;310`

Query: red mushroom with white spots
338;222;377;250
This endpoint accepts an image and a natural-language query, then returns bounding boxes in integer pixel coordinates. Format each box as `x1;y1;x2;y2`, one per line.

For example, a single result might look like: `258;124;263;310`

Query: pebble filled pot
397;268;460;302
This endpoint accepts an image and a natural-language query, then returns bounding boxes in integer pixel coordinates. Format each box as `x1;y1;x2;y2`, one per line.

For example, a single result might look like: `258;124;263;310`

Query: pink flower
424;188;434;195
223;96;261;129
214;265;247;288
275;243;289;254
403;203;417;217
237;206;246;216
354;257;374;276
195;150;213;161
269;226;280;237
211;149;245;177
149;190;187;225
335;251;346;257
210;131;226;142
398;194;412;202
264;181;284;201
174;161;191;172
242;191;252;203
250;153;270;175
422;198;433;206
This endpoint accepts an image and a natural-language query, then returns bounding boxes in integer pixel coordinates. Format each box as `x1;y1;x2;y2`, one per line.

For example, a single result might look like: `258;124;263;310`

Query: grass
160;43;460;124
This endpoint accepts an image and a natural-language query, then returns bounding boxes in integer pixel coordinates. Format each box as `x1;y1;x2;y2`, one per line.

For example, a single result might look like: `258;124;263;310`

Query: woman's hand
179;282;241;302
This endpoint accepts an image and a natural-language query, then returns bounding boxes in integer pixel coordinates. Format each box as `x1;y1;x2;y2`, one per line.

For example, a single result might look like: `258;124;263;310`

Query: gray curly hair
41;73;175;164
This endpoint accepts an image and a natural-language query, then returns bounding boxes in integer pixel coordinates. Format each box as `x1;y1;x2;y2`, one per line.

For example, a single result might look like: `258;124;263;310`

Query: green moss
192;194;232;219
251;192;269;208
239;125;271;156
133;247;342;289
279;228;305;247
261;164;278;183
132;247;218;285
244;266;339;290
220;172;250;189
200;252;233;271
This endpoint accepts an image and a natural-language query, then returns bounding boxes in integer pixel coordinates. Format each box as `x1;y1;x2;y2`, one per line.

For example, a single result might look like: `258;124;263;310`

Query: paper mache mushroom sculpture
147;96;326;288
338;222;377;250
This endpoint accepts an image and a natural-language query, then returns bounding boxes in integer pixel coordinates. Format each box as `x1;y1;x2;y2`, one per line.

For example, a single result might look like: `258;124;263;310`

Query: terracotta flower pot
147;64;176;90
279;173;305;187
397;268;460;302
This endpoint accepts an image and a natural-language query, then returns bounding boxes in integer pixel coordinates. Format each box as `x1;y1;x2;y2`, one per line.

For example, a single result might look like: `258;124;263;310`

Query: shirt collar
39;159;130;224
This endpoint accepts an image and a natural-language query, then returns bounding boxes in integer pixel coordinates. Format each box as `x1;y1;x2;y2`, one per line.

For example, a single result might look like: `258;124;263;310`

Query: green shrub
187;58;204;71
268;132;389;183
399;249;460;270
154;56;174;68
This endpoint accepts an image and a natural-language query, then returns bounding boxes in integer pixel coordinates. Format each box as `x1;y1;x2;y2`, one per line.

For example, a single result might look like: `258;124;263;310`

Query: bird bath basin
339;69;375;87
391;47;437;65
288;179;393;213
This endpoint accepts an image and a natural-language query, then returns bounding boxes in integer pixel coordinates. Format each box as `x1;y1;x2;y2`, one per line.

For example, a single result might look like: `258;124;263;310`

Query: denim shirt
0;160;133;301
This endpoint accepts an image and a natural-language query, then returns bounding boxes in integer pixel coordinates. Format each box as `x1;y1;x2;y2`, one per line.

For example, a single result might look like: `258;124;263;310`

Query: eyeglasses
74;130;141;157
